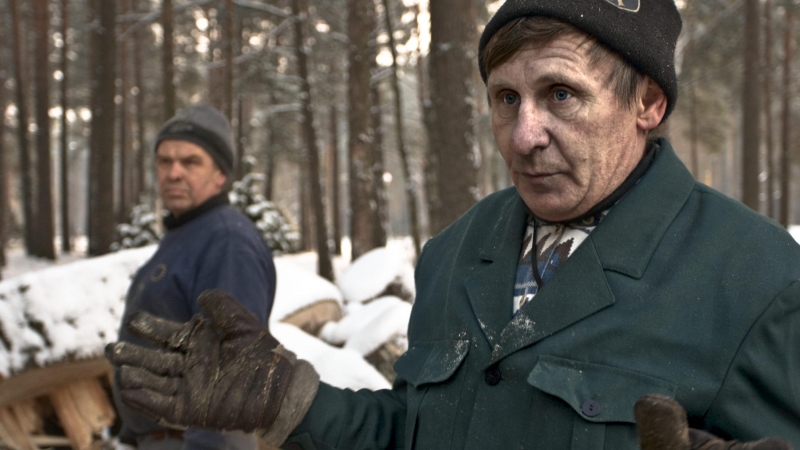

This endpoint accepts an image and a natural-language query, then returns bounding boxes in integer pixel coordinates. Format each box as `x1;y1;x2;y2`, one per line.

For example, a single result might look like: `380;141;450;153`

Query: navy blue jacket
115;193;276;449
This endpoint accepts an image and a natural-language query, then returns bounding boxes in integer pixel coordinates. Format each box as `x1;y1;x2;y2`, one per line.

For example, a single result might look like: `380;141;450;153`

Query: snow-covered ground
0;237;416;392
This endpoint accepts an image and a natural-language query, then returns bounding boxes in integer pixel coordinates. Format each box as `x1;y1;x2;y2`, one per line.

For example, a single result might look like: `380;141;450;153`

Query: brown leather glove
635;394;794;450
106;289;294;433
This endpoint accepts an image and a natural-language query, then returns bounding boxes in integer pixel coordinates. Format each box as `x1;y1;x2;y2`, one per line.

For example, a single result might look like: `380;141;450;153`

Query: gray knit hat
479;0;682;120
155;105;234;174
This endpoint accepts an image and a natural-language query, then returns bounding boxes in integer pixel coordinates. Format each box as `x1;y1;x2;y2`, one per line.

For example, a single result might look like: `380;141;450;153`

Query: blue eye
554;90;572;101
503;93;519;105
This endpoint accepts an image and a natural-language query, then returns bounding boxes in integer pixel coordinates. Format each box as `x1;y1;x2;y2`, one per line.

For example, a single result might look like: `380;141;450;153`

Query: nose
510;102;549;155
166;162;184;180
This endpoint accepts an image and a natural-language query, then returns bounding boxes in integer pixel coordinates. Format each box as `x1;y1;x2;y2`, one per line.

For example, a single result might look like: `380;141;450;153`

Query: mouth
162;189;188;198
519;171;559;180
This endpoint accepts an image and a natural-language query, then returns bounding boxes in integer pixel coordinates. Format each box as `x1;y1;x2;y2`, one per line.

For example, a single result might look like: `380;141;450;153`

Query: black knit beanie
479;0;682;121
155;105;234;175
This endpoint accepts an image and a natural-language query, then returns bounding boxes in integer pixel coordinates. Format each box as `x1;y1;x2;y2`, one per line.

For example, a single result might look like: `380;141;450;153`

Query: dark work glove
106;289;294;433
635;394;794;450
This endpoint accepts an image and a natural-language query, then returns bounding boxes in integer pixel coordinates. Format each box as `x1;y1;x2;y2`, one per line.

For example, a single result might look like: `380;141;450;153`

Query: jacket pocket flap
394;340;470;387
527;355;678;423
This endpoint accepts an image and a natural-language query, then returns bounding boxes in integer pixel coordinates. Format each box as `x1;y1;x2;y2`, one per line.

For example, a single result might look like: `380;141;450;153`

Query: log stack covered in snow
0;243;417;448
0;247;156;449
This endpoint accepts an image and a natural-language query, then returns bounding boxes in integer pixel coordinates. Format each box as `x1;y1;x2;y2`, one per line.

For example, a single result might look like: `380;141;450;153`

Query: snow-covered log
0;247;155;377
319;296;405;346
271;260;343;335
343;302;412;382
271;322;390;391
336;247;415;304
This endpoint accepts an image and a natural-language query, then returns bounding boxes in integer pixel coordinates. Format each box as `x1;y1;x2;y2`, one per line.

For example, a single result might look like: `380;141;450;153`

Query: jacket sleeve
282;379;408;450
703;280;800;446
191;229;276;325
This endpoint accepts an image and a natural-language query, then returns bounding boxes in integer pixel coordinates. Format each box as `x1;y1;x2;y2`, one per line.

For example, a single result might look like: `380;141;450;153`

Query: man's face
156;140;227;217
488;34;648;222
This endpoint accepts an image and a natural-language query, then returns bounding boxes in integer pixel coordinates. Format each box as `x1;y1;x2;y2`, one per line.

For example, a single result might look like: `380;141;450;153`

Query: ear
215;171;228;190
636;78;667;131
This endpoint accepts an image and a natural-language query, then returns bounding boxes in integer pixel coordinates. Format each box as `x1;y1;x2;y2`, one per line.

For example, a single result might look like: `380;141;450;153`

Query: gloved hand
635;394;794;450
106;289;294;433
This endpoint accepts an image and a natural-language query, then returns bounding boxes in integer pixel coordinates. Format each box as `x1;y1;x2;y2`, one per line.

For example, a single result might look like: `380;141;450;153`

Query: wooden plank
30;435;73;446
0;406;37;450
49;378;115;450
71;379;115;431
49;383;93;450
281;300;343;336
10;399;42;435
0;358;112;407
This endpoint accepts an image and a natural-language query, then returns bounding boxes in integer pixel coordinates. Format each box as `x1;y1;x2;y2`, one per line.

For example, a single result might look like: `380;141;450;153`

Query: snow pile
337;247;415;304
0;244;415;391
320;296;406;346
344;301;412;357
271;322;390;391
270;259;343;324
0;246;156;377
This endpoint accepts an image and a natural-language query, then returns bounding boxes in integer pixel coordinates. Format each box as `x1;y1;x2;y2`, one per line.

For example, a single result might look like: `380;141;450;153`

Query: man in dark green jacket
107;0;799;449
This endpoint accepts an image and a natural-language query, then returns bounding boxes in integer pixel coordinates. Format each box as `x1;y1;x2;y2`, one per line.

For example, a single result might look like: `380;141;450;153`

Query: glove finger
119;365;180;395
126;311;192;350
243;352;293;431
106;342;185;376
120;387;178;425
635;394;690;450
197;289;263;338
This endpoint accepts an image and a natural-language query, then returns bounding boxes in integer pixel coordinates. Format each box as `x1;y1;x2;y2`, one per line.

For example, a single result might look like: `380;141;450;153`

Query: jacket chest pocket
394;340;470;450
527;355;678;450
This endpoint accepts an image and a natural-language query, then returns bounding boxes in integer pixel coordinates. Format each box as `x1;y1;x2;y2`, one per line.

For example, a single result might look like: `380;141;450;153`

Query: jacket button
484;367;501;386
581;399;601;417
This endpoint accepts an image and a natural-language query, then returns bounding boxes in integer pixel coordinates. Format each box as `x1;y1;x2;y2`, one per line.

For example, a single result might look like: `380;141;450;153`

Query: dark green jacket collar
472;138;696;363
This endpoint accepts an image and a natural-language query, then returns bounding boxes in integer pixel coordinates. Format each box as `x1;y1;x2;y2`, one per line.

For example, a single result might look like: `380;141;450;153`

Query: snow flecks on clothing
441;339;470;375
0;246;156;377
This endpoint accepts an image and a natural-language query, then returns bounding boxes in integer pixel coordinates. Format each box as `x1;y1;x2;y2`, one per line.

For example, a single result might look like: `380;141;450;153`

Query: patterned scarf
512;211;608;314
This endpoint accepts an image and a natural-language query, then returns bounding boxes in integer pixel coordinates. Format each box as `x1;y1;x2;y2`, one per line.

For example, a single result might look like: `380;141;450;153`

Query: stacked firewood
0;358;115;449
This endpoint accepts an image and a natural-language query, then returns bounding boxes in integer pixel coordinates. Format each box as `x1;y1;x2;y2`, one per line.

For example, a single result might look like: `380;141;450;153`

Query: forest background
0;0;794;280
